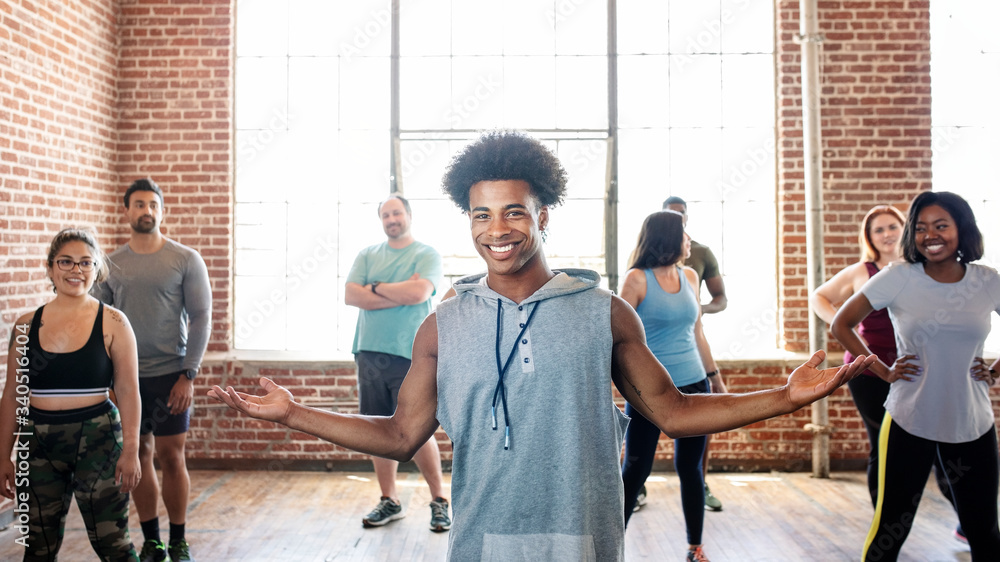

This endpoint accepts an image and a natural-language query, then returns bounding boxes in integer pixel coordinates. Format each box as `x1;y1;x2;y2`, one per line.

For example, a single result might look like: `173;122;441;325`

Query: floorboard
0;470;976;561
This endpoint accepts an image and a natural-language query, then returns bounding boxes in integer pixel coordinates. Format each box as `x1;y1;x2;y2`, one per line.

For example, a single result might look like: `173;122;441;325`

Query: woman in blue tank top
0;228;142;560
619;210;725;562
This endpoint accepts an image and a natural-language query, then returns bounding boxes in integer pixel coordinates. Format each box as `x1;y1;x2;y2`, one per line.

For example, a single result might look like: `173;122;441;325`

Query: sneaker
686;546;710;562
704;483;723;512
362;496;405;527
139;539;171;562
955;525;968;544
429;497;452;532
168;539;193;561
633;485;648;512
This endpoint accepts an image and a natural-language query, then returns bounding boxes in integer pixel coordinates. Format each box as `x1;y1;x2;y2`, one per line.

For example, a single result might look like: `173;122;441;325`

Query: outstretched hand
786;350;877;408
208;377;294;424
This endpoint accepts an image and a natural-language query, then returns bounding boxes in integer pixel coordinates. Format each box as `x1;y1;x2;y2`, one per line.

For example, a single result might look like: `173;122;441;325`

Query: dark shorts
355;351;410;416
139;371;191;436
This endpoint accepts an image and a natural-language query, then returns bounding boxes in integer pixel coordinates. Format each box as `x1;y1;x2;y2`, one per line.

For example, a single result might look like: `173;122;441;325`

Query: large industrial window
234;0;777;358
930;2;1000;352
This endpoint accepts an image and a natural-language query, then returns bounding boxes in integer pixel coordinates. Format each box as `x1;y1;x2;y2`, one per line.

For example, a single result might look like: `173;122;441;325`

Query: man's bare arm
209;314;442;461
701;275;728;314
609;296;873;438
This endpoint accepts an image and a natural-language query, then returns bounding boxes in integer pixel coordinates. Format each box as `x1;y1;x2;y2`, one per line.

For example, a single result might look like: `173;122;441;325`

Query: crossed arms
345;273;434;311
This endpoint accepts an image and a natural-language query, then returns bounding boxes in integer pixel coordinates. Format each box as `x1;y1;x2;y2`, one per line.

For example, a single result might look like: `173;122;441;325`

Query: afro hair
441;130;567;212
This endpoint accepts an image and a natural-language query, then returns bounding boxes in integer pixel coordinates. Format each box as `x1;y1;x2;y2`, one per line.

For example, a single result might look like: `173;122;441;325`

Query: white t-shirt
862;262;1000;443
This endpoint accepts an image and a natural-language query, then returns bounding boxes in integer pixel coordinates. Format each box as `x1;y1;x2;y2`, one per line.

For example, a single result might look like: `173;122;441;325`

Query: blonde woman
810;205;905;505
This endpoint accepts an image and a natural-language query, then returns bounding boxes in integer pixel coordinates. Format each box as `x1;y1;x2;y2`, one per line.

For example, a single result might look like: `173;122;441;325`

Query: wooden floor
0;470;974;561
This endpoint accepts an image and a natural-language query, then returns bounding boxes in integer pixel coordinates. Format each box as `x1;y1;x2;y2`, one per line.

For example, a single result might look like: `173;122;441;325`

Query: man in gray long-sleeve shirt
94;178;211;562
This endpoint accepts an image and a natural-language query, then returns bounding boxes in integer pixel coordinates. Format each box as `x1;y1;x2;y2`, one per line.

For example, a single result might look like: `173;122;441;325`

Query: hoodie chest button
522;339;528;345
523;358;530;364
519;323;525;328
518;306;523;311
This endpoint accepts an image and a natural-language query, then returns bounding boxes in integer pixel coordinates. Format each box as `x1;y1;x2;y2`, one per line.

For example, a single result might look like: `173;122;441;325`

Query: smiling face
379;197;412;242
867;213;903;261
913;204;960;263
125;189;163;234
48;240;98;296
468;180;549;280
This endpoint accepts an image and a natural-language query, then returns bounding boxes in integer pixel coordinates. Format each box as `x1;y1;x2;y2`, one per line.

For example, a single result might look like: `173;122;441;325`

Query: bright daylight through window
234;0;777;358
930;1;1000;352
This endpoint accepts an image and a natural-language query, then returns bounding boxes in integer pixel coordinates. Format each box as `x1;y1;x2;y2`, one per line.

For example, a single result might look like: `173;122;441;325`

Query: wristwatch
181;368;197;381
371;281;380;294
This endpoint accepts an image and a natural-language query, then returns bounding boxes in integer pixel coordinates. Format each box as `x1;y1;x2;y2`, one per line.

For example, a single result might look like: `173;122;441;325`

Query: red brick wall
0;0;972;477
189;361;451;469
777;0;932;353
0;0;121;517
114;0;233;352
188;360;863;471
0;0;120;336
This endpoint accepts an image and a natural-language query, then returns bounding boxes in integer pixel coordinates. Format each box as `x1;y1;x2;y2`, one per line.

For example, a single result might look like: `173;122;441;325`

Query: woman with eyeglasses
833;192;1000;561
619;210;725;562
0;228;142;560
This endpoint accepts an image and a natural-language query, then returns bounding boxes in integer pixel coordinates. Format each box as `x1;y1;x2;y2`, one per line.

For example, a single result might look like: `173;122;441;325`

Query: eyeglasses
54;259;97;272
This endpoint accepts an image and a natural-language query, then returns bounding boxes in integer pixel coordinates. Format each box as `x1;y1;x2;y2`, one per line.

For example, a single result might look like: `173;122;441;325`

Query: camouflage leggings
19;401;138;562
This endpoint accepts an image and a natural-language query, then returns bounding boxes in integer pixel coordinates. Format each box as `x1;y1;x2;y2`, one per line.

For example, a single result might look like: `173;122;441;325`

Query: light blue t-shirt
346;240;442;359
862;262;1000;443
635;267;705;387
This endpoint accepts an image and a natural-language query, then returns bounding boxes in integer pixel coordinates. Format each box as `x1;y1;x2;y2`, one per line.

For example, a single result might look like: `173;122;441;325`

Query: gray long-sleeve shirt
94;239;212;378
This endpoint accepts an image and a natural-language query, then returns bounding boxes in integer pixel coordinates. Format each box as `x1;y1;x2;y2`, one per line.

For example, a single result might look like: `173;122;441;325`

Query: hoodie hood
452;268;602;305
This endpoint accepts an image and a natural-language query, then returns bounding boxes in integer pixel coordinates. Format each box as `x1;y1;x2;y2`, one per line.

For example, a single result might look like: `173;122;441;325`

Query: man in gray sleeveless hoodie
208;130;876;561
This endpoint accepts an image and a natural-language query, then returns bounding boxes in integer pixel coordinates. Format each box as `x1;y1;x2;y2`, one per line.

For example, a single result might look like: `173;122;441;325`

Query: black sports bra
28;302;114;398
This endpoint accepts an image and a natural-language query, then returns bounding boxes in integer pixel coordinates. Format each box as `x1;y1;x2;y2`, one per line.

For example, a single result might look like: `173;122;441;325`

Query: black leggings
622;379;708;546
862;415;1000;561
848;375;956;510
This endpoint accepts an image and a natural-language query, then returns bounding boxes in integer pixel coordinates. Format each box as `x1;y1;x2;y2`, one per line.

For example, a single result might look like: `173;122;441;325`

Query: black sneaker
362;496;405;527
429;497;451;532
139;539;171;562
168;539;194;561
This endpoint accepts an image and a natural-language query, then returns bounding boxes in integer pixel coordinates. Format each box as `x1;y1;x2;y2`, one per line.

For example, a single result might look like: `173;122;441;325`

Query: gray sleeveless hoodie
436;269;629;561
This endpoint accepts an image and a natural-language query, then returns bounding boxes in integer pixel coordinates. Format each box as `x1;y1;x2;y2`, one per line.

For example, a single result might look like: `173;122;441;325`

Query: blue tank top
635;267;705;387
28;302;114;398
